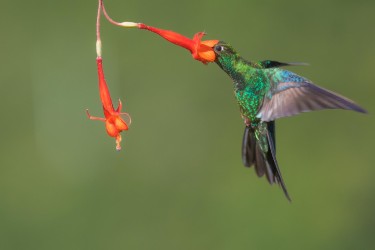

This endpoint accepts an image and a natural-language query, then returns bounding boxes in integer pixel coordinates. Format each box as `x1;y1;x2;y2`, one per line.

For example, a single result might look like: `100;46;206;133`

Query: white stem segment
96;39;102;57
118;22;139;28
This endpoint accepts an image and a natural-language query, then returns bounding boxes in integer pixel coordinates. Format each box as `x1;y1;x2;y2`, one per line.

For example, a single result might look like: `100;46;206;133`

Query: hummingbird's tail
242;122;291;201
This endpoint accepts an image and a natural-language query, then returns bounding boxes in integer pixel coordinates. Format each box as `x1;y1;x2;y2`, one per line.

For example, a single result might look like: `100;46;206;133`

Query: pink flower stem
101;0;126;27
96;0;102;57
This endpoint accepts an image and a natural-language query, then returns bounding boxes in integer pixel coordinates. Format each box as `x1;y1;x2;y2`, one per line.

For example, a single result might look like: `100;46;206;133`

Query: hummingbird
133;23;366;201
209;41;366;201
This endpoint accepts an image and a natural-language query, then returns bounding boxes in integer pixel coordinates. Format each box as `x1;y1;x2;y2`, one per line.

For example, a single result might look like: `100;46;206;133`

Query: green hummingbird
135;23;366;201
209;41;366;201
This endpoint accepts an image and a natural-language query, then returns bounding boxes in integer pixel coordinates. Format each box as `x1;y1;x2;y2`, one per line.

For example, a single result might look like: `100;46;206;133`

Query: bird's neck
216;53;240;75
216;54;255;90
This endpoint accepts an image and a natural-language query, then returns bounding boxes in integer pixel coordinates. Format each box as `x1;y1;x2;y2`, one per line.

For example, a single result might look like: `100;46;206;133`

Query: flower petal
106;120;119;137
114;116;128;131
201;40;219;48
192;33;218;64
197;44;217;63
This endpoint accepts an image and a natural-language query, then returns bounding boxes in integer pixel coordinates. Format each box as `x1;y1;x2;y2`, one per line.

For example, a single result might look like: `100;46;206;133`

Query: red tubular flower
138;23;219;64
86;57;131;151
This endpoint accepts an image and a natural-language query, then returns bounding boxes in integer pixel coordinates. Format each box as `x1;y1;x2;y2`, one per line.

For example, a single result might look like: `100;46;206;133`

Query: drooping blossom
86;57;131;151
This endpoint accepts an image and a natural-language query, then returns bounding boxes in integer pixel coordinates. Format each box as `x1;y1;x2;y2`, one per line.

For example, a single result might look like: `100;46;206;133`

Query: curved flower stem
101;0;121;27
101;0;139;28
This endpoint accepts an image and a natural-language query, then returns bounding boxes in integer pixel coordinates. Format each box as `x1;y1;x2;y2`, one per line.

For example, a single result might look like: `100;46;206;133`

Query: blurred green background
1;0;374;249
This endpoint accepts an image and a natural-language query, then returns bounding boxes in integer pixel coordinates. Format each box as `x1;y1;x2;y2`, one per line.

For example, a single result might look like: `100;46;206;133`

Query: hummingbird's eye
214;45;224;52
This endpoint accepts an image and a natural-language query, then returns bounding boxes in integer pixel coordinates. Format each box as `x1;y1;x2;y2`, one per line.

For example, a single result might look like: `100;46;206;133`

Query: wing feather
259;81;366;122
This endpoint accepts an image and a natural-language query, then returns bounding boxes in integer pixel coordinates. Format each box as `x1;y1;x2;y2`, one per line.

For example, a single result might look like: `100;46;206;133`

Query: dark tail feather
241;122;291;201
242;126;267;177
260;60;309;68
242;126;255;167
265;122;291;201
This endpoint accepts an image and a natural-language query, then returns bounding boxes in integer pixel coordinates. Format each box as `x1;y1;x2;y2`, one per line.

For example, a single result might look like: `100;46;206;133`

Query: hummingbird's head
210;41;239;69
212;41;237;56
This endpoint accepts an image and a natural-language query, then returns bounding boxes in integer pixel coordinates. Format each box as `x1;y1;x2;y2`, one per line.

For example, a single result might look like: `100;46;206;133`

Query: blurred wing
258;71;366;122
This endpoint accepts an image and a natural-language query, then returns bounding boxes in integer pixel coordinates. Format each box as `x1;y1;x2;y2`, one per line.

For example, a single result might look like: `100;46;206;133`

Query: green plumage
211;41;366;201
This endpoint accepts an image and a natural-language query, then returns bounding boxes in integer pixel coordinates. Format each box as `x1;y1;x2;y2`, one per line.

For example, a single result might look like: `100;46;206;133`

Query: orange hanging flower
138;23;219;64
86;57;131;151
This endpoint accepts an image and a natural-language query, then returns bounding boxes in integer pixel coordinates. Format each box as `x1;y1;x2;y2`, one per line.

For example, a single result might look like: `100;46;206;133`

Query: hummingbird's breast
233;69;271;124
